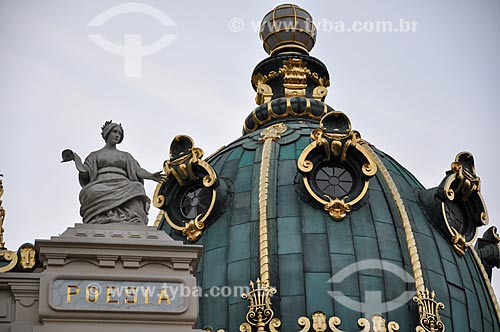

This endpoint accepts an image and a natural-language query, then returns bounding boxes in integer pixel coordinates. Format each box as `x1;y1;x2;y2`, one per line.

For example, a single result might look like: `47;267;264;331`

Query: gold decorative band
239;123;287;332
362;143;425;293
362;143;447;332
468;245;500;324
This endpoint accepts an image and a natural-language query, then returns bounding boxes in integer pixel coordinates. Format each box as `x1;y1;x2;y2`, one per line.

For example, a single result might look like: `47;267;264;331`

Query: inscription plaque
50;279;187;313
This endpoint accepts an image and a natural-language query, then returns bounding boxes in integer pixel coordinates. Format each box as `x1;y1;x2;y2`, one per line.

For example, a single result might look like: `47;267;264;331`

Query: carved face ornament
20;246;36;269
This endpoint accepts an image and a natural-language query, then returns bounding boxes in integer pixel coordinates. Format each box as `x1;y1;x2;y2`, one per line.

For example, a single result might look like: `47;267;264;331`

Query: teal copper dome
155;5;500;332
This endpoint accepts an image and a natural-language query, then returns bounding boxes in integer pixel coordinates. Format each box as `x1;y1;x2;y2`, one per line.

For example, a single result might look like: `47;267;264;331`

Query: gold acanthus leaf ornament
280;58;308;98
324;197;352;220
252;58;330;105
298;312;400;332
251;59;330;88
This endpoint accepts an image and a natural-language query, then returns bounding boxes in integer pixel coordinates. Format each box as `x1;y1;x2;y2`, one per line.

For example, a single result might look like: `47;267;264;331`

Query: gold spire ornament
0;175;19;273
413;289;445;332
240;279;280;332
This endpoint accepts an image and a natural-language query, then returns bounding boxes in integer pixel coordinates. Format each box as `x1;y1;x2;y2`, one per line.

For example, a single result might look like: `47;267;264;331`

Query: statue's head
101;120;124;144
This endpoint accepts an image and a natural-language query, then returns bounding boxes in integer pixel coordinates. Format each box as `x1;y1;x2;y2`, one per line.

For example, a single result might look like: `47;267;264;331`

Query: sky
1;0;499;294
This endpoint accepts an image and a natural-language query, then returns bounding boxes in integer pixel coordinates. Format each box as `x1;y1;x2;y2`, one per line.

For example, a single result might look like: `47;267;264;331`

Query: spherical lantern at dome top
260;4;317;55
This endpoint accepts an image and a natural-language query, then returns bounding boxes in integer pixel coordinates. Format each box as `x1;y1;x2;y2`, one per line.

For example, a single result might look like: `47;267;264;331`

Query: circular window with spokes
314;164;354;198
308;161;363;202
180;185;213;219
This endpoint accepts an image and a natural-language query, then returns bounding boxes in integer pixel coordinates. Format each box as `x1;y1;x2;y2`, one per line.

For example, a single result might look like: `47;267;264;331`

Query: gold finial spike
0;174;6;249
0;175;19;273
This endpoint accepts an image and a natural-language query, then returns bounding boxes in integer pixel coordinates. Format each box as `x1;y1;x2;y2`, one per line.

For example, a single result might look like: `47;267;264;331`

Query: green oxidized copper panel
385;149;500;331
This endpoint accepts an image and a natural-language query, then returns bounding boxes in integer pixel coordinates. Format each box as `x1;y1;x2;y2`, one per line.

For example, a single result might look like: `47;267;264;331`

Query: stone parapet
33;223;201;332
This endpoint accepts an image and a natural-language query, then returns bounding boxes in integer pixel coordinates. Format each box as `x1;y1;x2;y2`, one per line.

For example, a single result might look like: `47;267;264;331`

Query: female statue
64;121;161;224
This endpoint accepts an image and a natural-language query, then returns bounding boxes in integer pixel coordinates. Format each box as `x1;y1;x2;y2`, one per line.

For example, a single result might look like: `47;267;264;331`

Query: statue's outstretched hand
151;170;163;182
62;149;88;175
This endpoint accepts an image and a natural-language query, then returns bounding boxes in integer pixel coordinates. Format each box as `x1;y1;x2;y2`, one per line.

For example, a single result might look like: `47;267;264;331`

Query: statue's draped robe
79;150;150;224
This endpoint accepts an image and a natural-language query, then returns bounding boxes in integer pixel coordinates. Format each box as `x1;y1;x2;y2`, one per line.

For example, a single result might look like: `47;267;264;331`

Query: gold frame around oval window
297;111;377;220
439;152;489;255
153;135;219;242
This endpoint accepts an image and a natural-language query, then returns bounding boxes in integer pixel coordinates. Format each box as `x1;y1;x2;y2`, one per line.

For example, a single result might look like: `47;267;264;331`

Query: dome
157;117;499;331
154;4;500;332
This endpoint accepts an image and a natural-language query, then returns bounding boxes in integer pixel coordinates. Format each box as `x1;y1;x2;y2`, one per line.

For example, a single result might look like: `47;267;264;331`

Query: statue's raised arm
62;121;161;225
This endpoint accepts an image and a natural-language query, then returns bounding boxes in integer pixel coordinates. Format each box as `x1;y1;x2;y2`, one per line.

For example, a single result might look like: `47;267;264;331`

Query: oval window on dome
443;199;477;242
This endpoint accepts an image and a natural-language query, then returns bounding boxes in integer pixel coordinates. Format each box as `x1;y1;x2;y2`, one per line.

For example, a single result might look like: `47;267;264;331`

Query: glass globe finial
259;4;317;56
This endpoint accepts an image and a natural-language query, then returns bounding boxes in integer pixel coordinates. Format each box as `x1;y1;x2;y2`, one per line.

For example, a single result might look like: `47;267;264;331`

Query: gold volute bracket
297;111;377;220
159;135;217;189
153;135;218;242
443;152;488;255
443;152;482;203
